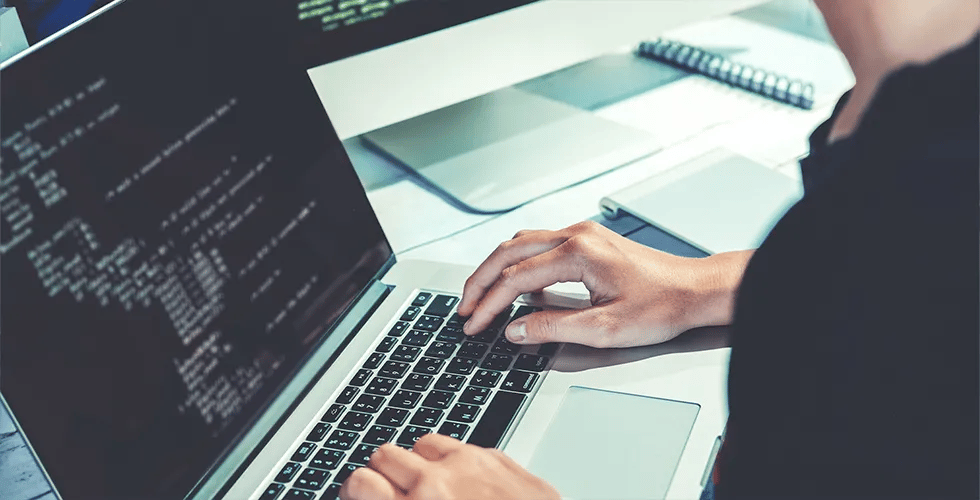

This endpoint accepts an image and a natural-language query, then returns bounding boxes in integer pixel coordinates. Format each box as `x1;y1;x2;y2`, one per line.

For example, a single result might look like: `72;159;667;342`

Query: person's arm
457;221;753;348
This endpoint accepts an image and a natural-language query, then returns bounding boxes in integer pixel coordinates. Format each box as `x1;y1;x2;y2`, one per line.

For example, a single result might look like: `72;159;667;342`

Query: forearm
684;250;755;328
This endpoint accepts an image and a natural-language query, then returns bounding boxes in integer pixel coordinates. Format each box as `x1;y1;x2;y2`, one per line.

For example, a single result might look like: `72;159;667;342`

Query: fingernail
463;319;471;333
507;322;526;343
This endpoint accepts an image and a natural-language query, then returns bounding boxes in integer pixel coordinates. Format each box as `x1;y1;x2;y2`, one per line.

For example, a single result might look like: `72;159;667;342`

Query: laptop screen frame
0;0;399;497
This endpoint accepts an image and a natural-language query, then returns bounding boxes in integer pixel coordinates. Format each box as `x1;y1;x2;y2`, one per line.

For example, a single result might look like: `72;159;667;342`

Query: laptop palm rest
526;386;700;500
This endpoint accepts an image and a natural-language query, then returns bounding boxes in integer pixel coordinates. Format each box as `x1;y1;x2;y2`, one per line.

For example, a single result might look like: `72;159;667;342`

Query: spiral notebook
637;38;815;110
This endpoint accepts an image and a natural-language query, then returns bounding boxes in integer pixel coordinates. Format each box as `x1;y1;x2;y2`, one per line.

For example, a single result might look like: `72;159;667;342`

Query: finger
413;432;466;461
458;231;565;323
366;443;429;492
504;304;617;347
339;466;405;500
469;247;583;337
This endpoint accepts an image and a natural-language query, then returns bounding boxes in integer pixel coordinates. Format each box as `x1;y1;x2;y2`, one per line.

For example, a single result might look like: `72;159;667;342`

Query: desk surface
0;6;847;499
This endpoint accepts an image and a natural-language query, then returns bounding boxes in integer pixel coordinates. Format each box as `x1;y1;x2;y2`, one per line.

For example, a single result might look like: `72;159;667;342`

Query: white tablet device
600;148;803;254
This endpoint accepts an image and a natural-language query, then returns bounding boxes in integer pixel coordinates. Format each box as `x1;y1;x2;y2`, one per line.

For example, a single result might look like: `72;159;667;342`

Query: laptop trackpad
526;386;700;500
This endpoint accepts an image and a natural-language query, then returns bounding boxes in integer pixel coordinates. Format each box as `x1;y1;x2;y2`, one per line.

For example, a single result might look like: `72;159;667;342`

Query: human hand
338;434;560;500
458;221;748;348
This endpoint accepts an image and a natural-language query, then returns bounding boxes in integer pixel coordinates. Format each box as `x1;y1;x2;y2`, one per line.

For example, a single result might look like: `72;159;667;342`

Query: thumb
504;306;613;348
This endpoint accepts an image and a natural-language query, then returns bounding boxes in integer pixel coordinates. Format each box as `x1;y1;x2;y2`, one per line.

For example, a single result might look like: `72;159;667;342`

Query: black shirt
716;36;980;499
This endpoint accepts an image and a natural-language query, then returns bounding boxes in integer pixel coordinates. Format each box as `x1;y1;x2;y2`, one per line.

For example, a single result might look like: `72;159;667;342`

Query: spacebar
467;391;526;448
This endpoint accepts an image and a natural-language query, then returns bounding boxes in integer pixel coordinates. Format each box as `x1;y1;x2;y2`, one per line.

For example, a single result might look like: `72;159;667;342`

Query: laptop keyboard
258;291;557;500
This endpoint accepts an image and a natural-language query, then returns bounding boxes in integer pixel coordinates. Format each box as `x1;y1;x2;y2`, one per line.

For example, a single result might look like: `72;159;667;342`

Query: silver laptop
0;1;729;499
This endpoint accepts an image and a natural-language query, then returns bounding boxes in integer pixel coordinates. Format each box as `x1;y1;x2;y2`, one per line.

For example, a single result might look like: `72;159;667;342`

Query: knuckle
564;234;591;253
571;220;601;234
513;229;531;239
499;265;520;286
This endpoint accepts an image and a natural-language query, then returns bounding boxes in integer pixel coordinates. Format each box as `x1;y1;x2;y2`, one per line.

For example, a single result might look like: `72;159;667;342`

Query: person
339;0;980;498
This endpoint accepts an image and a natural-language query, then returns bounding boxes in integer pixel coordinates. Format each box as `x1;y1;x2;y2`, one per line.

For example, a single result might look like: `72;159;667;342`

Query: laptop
0;1;730;499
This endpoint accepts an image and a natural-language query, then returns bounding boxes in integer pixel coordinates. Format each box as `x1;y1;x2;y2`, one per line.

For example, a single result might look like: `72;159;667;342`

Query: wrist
681;250;753;329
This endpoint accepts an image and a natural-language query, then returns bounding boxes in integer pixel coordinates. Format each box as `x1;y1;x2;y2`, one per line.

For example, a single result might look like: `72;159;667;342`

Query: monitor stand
361;85;660;214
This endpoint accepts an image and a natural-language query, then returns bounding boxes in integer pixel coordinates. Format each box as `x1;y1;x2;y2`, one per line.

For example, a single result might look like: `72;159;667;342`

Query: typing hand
339;434;559;500
458;221;742;348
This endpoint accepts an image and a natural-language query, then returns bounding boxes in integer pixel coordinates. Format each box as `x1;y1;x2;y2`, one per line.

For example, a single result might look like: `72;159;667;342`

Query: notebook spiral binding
637;38;815;110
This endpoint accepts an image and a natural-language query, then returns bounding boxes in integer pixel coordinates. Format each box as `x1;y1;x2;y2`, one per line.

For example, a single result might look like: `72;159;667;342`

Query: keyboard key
363;352;386;370
306;422;331;442
259;483;284;500
447;403;480;423
321;483;342;500
338;411;373;432
378;360;410;379
292;441;317;462
424;294;459;317
321;404;345;423
434;373;467;392
413;356;445;375
275;461;302;482
388;321;409;337
446;357;477;375
337;386;359;404
401;306;421;322
349;444;378;465
295;468;331;490
467;391;526;448
512;305;540;320
457;341;489;359
445;313;466;328
411;407;444;427
365;377;398;396
501;370;538;393
513;353;549;372
537;343;560;357
437;421;470;441
389;389;422;409
402;330;433;347
310;449;345;470
469;329;499;344
362;425;397;446
470;369;501;388
350;368;372;387
424;341;457;359
414;315;443;332
376;336;398;353
284;489;316;499
334;463;359;484
352;394;385;414
391;345;421;362
481;353;513;371
401;373;433;392
412;292;433;307
377;407;410;427
422;390;455;410
324;430;359;450
492;338;521;355
397;425;432;447
436;327;466;343
459;386;492;405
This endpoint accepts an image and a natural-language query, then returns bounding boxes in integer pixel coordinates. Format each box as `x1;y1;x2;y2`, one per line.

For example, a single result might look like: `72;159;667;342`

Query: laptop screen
0;0;391;498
